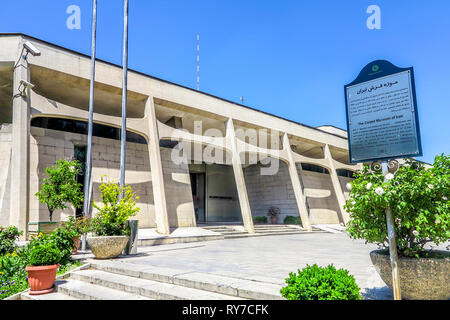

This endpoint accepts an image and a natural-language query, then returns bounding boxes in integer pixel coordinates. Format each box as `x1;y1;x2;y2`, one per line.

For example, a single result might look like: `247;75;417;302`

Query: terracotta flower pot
72;237;80;254
25;264;60;295
270;216;278;224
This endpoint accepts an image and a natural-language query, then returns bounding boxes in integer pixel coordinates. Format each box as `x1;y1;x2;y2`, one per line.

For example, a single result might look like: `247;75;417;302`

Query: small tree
35;159;84;221
345;154;450;257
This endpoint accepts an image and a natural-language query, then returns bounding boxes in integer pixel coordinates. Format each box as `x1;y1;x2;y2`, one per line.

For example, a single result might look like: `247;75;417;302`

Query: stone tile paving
118;233;400;299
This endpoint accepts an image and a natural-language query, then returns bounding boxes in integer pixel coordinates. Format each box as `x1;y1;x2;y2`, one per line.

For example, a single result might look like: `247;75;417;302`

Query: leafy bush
283;215;301;225
0;247;29;300
280;264;361;300
91;179;140;236
49;227;76;265
0;230;84;300
0;276;28;300
345;154;450;258
253;216;267;224
27;235;62;266
0;251;28;280
35;159;84;221
61;216;90;238
0;226;22;256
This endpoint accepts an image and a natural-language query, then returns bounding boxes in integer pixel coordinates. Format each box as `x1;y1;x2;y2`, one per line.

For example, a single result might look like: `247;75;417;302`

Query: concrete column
226;119;255;234
145;97;170;235
282;133;312;231
324;144;350;225
9;49;30;239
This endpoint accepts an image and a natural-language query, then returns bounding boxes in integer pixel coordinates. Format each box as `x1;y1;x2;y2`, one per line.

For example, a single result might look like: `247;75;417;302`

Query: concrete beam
145;97;170;235
324;144;350;225
226;119;255;234
282;133;312;231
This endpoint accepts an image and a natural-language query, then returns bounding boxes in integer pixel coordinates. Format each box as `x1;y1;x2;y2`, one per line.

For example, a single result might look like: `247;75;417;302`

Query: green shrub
253;216;267;224
0;248;29;300
27;235;62;266
91;178;140;236
49;228;76;265
0;226;22;256
345;154;450;258
0;276;28;300
280;264;361;300
283;215;301;225
61;216;90;237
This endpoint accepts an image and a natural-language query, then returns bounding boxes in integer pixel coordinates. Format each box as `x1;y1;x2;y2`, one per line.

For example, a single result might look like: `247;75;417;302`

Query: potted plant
25;234;62;295
253;216;268;224
345;154;450;300
35;159;84;226
87;179;140;259
61;216;90;254
267;206;281;224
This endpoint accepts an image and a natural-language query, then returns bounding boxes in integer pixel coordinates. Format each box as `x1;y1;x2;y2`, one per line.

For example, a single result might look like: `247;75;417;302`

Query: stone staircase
20;259;284;300
201;224;325;239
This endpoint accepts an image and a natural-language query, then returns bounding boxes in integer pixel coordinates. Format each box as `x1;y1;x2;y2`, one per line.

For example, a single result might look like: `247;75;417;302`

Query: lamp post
81;0;97;252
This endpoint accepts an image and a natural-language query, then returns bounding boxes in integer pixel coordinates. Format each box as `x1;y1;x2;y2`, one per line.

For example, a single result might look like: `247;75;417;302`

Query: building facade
0;34;361;239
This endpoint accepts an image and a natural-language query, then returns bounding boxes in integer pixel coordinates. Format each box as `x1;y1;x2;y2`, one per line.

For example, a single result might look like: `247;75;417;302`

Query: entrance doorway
189;164;242;223
74;145;87;218
190;173;206;223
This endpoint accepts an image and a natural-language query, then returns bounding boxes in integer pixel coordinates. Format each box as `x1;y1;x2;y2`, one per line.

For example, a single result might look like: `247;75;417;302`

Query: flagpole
81;0;97;252
119;0;129;197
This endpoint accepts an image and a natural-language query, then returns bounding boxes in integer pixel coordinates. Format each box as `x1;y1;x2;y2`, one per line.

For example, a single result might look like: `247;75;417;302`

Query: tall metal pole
119;0;129;197
381;161;402;300
81;0;97;251
197;33;200;91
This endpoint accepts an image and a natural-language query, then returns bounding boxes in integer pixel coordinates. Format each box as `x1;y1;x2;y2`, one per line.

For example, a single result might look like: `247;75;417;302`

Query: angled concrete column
145;97;170;235
9;51;30;239
226;119;255;234
282;133;312;231
324;144;350;225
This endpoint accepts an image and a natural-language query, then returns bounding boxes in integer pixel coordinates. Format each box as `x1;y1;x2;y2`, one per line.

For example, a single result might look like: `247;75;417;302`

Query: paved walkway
100;233;397;299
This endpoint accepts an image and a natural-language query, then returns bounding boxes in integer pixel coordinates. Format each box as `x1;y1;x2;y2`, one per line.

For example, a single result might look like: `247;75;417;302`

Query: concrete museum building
0;34;361;239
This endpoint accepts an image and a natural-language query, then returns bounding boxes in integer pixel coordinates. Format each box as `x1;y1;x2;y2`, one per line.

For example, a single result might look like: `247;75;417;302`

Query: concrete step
20;291;78;300
88;260;283;300
71;269;245;300
254;226;301;230
55;279;151;300
223;234;252;239
255;229;303;234
220;231;248;235
225;230;325;239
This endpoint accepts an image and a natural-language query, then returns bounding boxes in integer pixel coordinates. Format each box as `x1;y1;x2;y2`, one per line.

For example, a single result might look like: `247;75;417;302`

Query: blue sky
1;0;449;164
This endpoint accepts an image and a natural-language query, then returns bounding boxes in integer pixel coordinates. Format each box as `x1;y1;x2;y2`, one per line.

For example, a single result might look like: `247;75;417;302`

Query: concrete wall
300;170;341;224
244;161;300;223
160;147;196;227
244;160;352;225
28;127;195;228
0;124;12;226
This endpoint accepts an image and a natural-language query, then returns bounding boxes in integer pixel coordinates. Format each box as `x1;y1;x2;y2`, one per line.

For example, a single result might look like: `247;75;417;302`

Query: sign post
344;60;423;300
380;161;401;299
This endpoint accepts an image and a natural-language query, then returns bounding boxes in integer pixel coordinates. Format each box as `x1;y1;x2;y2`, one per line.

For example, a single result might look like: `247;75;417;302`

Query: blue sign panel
344;60;422;163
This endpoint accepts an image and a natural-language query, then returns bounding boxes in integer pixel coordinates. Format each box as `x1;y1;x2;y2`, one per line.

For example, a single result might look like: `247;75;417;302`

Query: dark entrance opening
190;173;206;223
74;145;87;218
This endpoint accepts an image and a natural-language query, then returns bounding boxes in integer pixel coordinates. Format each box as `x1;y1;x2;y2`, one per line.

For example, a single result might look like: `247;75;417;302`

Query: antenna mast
197;33;200;90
